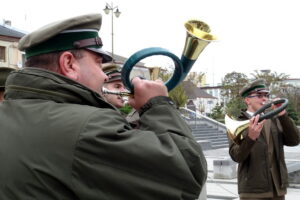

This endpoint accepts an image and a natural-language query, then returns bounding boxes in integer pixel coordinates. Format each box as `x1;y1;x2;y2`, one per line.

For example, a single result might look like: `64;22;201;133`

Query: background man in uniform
102;62;127;108
0;13;207;199
0;67;16;102
228;79;300;200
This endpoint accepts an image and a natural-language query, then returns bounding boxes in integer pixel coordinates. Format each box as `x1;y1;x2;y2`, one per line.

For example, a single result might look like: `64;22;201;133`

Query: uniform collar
5;67;113;109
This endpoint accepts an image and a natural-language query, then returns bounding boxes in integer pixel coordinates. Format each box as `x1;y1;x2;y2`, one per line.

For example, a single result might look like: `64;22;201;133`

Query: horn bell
225;115;250;144
180;20;217;82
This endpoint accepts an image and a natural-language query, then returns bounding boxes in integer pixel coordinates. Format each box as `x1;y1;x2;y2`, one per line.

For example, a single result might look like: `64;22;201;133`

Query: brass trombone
225;98;289;144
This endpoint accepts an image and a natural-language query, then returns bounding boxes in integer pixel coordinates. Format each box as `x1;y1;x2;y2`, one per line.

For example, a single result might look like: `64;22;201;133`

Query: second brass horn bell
225;98;289;144
121;20;217;93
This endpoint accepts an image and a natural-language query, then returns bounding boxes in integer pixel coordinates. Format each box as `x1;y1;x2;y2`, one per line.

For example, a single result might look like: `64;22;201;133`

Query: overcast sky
1;0;300;85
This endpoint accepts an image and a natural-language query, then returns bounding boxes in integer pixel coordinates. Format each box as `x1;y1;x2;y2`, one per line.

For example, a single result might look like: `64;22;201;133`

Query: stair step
193;132;226;135
212;140;228;145
184;115;229;149
194;136;227;140
212;144;229;149
193;135;227;139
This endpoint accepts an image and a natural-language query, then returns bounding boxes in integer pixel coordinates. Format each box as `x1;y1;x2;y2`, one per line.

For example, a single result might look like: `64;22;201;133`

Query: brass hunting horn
225;98;289;144
121;20;217;93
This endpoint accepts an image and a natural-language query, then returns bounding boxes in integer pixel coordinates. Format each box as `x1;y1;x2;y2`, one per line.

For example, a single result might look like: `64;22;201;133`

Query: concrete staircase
179;108;229;150
189;123;229;150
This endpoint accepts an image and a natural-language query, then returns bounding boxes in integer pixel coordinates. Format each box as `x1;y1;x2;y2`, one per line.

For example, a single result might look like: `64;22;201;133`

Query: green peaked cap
18;13;112;62
240;79;269;97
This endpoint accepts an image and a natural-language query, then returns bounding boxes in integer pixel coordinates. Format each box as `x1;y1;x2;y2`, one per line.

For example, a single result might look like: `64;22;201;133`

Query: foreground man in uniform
0;13;207;200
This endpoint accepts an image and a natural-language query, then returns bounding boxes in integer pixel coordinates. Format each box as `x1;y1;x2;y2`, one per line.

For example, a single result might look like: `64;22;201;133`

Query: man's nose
121;86;128;92
103;74;109;82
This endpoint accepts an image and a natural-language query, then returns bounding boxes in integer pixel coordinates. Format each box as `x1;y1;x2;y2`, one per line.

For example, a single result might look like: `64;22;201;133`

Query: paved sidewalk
203;144;300;199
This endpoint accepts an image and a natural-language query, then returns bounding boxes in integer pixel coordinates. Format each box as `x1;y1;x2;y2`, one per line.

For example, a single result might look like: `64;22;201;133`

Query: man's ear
59;51;80;80
244;97;250;106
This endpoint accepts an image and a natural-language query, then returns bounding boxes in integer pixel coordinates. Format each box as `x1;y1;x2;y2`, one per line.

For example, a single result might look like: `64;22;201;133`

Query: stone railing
179;107;226;132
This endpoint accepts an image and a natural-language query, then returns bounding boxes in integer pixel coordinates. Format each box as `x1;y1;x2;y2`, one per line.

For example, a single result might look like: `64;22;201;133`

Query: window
0;46;6;62
22;53;26;67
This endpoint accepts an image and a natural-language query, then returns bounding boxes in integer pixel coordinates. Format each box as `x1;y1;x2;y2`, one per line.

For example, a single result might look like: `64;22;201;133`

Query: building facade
183;81;219;115
0;22;25;69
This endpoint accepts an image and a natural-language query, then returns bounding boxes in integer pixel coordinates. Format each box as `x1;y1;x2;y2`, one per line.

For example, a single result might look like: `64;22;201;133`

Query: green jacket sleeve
228;131;256;163
277;114;300;146
71;96;207;200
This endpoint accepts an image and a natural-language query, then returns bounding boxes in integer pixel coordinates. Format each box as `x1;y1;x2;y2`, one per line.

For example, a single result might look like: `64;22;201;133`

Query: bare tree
186;72;205;86
221;71;249;99
250;70;290;95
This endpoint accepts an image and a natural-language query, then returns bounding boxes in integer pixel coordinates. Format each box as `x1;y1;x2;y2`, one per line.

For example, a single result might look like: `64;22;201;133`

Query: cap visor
87;47;112;63
256;89;269;93
106;77;122;83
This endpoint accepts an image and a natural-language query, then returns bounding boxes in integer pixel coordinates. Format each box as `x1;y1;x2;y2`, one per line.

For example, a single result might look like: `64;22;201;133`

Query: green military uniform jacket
0;68;207;200
229;112;300;198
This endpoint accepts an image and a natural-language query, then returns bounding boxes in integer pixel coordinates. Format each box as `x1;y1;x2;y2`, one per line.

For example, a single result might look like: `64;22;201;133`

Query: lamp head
114;8;121;17
103;6;110;15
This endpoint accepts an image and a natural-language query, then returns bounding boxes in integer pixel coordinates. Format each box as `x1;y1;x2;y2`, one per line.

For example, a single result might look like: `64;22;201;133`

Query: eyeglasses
247;94;270;99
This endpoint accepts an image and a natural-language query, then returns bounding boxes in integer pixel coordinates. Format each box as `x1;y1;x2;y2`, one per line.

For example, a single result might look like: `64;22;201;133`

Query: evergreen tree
161;71;188;108
208;102;225;123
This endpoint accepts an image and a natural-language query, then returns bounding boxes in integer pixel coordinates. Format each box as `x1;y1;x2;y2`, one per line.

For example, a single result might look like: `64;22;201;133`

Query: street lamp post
103;2;121;62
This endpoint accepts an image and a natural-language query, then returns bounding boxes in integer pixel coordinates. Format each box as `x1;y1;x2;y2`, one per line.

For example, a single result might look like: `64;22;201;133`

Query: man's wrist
138;96;175;116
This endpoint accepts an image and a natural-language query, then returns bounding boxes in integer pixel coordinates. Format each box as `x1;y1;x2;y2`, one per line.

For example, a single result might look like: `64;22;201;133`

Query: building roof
200;85;223;90
0;24;26;38
282;78;300;87
111;53;145;68
183;81;217;99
